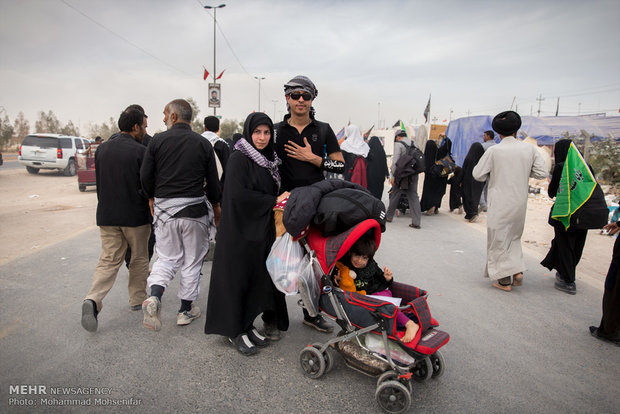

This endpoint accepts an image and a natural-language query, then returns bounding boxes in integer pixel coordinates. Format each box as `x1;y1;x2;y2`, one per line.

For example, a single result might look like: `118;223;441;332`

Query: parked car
18;134;89;176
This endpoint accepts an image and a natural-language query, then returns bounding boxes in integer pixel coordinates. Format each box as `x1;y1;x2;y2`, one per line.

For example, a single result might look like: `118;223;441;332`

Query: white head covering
340;124;369;157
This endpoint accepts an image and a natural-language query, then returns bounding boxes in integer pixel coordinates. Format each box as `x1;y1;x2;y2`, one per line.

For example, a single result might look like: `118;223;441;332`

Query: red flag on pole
203;67;209;80
216;69;226;80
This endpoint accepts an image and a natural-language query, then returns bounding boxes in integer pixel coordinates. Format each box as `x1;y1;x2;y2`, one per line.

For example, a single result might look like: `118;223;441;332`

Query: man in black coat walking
81;108;151;332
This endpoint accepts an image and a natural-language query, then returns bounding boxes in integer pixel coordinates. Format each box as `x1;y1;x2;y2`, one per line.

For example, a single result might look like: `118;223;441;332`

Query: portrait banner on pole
208;83;221;108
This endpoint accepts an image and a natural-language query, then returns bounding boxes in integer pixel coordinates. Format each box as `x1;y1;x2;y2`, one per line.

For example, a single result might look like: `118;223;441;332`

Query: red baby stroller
296;219;450;414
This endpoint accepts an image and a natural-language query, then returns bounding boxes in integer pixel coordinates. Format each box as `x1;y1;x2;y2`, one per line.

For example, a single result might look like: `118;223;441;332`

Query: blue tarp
446;115;620;166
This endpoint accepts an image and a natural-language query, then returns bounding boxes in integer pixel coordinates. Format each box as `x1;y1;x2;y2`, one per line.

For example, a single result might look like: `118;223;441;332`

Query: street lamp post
254;76;265;112
204;3;226;116
271;100;278;122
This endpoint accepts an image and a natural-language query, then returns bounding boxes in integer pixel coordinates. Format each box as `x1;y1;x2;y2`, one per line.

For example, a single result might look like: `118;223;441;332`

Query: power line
58;0;192;77
199;6;254;80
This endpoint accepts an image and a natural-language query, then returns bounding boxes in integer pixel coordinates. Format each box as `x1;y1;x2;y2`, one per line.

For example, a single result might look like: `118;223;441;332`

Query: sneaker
142;296;162;331
130;304;142;311
554;280;576;295
303;314;333;333
81;299;98;332
247;326;270;347
177;304;201;326
229;333;258;356
262;322;281;341
468;215;480;223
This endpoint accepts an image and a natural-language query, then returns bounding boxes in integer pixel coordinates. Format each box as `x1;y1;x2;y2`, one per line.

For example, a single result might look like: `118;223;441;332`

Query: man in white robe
473;111;548;292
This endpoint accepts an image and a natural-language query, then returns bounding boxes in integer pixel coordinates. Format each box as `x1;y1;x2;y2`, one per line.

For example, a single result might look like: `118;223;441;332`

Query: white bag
266;233;305;295
363;333;416;366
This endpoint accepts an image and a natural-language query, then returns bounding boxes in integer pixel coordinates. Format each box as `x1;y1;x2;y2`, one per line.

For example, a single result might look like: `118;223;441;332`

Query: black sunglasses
289;92;312;101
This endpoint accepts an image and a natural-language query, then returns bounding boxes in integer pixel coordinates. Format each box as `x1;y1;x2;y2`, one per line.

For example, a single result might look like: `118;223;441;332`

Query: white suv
18;134;89;176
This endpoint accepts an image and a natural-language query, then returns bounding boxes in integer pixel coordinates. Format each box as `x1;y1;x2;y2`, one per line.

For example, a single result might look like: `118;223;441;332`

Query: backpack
313;188;387;236
394;142;425;176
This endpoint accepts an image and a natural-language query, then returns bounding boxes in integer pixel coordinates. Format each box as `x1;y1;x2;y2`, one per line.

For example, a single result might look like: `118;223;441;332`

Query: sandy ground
0;161;616;290
0;163;98;265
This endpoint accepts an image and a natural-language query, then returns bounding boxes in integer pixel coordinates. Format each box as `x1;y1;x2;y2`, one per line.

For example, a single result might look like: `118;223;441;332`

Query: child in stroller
334;236;419;343
297;218;449;413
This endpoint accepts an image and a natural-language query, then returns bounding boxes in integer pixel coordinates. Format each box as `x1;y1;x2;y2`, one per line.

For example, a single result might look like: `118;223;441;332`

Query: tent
446;114;620;166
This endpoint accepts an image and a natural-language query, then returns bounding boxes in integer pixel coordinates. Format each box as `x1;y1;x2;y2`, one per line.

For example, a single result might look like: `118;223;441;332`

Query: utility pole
271;100;278;122
204;4;226;116
536;94;545;117
254;76;265;111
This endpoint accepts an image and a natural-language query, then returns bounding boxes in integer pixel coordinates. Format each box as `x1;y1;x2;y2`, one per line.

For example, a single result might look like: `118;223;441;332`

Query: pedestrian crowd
80;76;619;352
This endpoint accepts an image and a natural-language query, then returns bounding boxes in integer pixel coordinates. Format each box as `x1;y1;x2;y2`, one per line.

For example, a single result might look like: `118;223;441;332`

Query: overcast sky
1;0;619;136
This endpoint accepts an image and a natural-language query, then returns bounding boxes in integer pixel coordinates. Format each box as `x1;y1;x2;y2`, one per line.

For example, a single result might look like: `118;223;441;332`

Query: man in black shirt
140;99;221;331
81;108;151;332
201;115;230;184
269;75;345;337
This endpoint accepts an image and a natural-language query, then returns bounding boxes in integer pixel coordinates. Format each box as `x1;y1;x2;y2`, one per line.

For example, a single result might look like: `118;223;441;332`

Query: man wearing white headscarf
340;124;370;186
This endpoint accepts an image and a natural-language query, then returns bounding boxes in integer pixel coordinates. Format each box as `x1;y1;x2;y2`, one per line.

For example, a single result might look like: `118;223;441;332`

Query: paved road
1;160;22;170
0;210;618;413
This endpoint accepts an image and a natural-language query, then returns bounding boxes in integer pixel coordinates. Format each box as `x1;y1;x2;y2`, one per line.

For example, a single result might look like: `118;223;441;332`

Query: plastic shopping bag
266;233;305;295
297;254;320;317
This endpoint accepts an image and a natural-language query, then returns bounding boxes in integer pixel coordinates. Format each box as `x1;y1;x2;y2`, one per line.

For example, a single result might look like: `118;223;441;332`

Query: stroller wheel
411;357;433;383
377;370;412;395
299;345;326;379
375;380;411;414
312;343;335;374
430;350;445;378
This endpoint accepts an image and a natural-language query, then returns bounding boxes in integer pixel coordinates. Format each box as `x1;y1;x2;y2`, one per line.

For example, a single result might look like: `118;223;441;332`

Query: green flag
551;142;597;230
399;121;408;138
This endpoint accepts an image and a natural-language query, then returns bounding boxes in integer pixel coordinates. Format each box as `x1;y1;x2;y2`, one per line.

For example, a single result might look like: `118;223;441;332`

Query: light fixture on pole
204;3;226;116
254;76;265;112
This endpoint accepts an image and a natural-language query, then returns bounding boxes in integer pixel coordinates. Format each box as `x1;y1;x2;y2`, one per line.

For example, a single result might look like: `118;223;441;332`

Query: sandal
512;273;523;286
492;281;512;292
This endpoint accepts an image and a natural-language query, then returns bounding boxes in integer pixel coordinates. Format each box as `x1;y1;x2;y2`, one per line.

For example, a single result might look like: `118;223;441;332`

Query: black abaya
366;136;389;200
420;140;449;212
461;142;486;220
540;139;588;284
205;114;289;338
596;234;620;340
447;166;463;211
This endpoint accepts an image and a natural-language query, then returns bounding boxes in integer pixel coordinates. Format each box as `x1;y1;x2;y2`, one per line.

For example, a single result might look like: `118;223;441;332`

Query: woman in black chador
366;136;389;201
540;139;588;295
420;136;451;214
447;166;463;213
205;112;290;356
590;222;620;346
461;142;486;222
